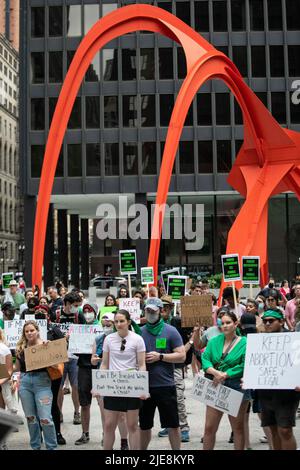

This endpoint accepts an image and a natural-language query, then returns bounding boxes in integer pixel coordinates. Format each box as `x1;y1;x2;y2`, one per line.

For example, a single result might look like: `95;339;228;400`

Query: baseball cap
102;312;115;322
145;297;163;311
9;280;18;287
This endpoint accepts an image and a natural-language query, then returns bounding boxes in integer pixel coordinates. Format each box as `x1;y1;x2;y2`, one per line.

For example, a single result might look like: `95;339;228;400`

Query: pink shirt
285;299;297;324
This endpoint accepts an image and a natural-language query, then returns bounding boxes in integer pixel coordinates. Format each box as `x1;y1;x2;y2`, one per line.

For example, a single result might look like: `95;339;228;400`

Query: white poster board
119;298;141;324
4;320;47;350
68;324;103;354
243;332;300;389
192;375;243;417
92;370;149;397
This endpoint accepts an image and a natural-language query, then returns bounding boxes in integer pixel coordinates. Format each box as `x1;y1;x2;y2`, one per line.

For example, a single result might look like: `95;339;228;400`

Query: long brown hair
16;320;40;355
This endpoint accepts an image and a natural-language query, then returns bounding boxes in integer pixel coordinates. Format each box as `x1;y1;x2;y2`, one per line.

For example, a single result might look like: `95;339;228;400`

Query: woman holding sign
100;309;146;450
15;320;57;450
201;311;250;450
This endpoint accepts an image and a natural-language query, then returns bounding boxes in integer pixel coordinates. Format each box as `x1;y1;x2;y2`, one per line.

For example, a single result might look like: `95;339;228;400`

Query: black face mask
35;313;47;320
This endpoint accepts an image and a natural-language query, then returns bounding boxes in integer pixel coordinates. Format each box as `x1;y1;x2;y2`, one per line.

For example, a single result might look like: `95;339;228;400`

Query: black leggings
51;378;62;434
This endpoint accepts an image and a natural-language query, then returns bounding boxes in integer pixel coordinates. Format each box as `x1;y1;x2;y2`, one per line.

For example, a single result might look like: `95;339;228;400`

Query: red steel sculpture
32;5;300;293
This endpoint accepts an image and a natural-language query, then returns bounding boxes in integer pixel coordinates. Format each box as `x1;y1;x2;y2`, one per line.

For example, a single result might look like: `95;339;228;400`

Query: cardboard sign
221;254;241;282
192;375;243;417
242;256;260;284
141;267;154;285
119;250;137;275
181;295;213;327
167;276;187;302
160;268;180;291
4;320;47;350
2;273;14;290
24;338;68;372
243;332;300;389
0;364;10;379
119;298;141;324
92;370;149;397
68;324;103;354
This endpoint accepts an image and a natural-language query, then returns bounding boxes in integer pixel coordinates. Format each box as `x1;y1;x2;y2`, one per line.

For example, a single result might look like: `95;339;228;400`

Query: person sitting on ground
222;286;246;318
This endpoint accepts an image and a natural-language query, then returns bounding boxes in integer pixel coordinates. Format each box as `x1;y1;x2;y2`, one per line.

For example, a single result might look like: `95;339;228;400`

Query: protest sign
25;338;68;372
243;332;300;389
192;375;243;417
141;267;154;285
119;250;137;275
92;370;149;398
0;364;10;379
68;324;103;354
167;276;187;302
181;295;213;327
2;272;14;290
160;268;180;291
221;254;241;282
242;256;260;284
99;306;117;322
119;298;141;323
4;320;47;350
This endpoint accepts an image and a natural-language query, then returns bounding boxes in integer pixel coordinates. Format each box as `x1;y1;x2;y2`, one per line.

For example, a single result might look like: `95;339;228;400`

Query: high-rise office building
0;0;20;52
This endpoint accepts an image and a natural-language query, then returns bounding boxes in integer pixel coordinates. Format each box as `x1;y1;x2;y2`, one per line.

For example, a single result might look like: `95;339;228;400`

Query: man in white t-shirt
222;286;246;319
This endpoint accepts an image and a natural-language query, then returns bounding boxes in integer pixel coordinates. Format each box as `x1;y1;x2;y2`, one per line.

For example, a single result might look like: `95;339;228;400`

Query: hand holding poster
192;374;243;417
92;370;149;398
119;298;141;324
4;320;47;349
68;325;103;354
25;338;68;372
181;295;213;327
167;276;187;302
243;332;300;389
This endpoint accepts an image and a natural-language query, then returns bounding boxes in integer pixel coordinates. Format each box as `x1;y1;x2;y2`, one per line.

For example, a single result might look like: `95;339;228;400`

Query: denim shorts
62;357;78;387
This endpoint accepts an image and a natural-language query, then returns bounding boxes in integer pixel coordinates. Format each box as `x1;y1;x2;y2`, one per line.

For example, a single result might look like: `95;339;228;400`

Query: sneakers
63;387;71;395
75;433;89;446
73;412;81;425
181;431;190;442
228;431;234;443
259;436;268;444
158;428;169;437
120;439;129;450
57;433;66;445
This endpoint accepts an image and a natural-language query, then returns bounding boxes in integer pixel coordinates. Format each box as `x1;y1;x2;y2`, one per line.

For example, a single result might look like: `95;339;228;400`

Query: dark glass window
198;141;213;173
103;49;118;81
49;6;63;37
68;144;82;177
67;51;76;69
142;142;157;175
288;46;300;77
235;140;243;155
179;141;194;174
123;96;137;127
140;49;155;80
160;94;174;126
85;53;100;82
184;104;193;126
177;47;187;79
159;48;173;79
105;143;119;176
213;1;227;32
234;99;243;125
68;98;81;129
176;2;191;25
231;0;246;31
286;0;300;30
233;46;248;77
216;94;231;125
31;99;45;130
123;143;138;175
256;92;268;108
49;97;58;124
157;2;172;13
197;93;212;125
104;96;118;128
268;0;282;30
217;141;232;173
217;46;229;56
86;143;101;176
195;2;209;32
86;97;100;129
249;0;264;30
251;46;266;77
269;46;284;77
56;150;64;178
122;49;136;80
31;145;44;178
141;95;155;127
31;7;44;37
290;92;300;123
49;52;63;83
271;92;286;124
31;52;44;84
66;5;82;37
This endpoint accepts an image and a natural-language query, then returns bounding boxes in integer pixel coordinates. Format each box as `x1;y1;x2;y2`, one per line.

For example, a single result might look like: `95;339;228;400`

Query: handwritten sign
192;375;243;417
92;370;149;397
24;338;68;372
119;298;141;324
4;320;47;349
243;332;300;389
181;295;213;327
68;324;103;354
221;254;241;282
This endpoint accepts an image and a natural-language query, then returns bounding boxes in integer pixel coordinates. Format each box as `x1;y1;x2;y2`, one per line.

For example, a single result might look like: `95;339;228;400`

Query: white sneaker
260;436;268;443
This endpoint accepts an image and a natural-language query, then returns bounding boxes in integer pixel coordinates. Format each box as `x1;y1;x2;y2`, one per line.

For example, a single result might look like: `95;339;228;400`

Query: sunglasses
120;339;126;352
262;318;277;324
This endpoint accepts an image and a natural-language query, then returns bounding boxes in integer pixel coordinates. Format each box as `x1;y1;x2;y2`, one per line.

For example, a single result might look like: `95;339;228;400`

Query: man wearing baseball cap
139;298;186;450
2;280;25;315
256;309;300;450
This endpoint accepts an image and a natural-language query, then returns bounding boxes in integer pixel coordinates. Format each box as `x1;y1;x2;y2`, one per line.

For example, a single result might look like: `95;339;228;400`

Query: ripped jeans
19;371;57;450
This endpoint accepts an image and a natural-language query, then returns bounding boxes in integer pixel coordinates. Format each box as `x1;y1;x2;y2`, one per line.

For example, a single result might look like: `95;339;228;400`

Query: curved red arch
32;5;300;292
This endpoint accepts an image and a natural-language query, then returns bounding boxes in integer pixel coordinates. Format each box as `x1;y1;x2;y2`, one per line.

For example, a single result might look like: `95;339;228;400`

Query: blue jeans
19;371;57;450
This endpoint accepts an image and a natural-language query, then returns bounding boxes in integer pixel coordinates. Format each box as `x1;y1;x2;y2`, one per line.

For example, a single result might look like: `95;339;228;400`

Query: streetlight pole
18;244;25;273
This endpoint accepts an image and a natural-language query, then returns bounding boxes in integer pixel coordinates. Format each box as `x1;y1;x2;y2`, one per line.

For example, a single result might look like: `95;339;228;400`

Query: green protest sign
161;268;180;291
167;276;187;302
242;256;260;284
2;272;14;290
141;267;154;285
119;250;137;275
221;254;241;282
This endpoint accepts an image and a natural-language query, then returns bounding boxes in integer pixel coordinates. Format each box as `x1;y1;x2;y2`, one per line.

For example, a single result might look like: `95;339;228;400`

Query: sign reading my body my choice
167;276;187;302
119;250;137;275
242;256;260;284
221;254;241;282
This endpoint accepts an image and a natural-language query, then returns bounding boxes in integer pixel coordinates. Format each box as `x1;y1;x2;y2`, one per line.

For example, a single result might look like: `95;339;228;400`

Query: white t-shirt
103;330;146;371
0;342;11;364
230;303;246;319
